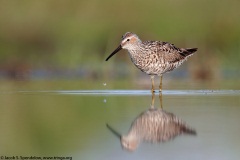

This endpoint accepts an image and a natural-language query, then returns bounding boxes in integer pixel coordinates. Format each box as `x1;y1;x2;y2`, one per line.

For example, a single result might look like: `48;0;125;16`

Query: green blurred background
0;0;240;157
0;0;239;82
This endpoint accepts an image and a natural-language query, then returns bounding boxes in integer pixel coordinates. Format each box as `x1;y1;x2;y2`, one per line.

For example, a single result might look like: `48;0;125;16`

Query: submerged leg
159;90;163;109
151;91;155;109
159;75;163;92
150;76;155;93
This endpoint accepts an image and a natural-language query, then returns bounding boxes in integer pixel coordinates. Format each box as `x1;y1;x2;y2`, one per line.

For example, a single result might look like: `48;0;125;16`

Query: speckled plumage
105;32;197;92
120;108;196;151
128;41;194;75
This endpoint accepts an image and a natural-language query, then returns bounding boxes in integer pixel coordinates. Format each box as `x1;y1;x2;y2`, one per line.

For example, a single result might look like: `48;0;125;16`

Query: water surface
0;80;239;160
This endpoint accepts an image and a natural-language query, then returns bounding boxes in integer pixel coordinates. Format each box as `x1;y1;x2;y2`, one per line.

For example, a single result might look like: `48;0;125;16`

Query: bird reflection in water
106;93;196;151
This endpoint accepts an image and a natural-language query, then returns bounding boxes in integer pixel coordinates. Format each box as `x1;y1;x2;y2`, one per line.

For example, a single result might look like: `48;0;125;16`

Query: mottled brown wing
143;41;185;63
156;41;187;63
142;41;197;70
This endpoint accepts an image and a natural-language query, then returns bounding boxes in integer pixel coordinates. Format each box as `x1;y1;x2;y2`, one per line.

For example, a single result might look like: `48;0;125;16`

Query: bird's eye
127;39;130;41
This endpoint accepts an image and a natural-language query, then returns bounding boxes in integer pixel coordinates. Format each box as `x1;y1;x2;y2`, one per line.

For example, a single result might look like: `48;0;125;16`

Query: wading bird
105;32;197;93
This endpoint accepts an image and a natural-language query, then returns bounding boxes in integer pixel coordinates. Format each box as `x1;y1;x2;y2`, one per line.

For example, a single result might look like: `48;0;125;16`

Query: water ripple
5;90;240;96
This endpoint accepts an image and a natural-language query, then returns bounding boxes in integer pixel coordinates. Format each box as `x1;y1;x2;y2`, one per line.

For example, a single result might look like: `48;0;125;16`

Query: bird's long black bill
106;123;121;138
105;45;122;61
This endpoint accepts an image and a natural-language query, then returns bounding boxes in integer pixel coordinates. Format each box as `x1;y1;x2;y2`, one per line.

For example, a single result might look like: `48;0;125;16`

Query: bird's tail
180;48;198;57
186;48;198;53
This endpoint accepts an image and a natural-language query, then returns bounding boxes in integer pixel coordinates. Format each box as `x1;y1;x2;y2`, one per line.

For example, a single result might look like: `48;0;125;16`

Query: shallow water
0;80;239;160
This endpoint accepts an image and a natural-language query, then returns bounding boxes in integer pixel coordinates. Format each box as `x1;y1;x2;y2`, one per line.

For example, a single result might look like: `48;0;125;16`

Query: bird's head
105;32;141;61
121;32;141;49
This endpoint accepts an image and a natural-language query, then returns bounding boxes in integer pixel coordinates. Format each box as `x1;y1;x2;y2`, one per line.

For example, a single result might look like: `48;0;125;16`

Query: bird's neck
126;43;144;65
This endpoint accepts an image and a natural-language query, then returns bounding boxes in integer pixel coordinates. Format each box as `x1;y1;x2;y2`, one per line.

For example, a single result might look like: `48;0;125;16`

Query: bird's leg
150;76;155;93
159;75;163;92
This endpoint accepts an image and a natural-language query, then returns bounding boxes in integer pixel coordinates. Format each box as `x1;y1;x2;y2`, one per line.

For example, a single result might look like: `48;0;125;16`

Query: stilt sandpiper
105;32;197;93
